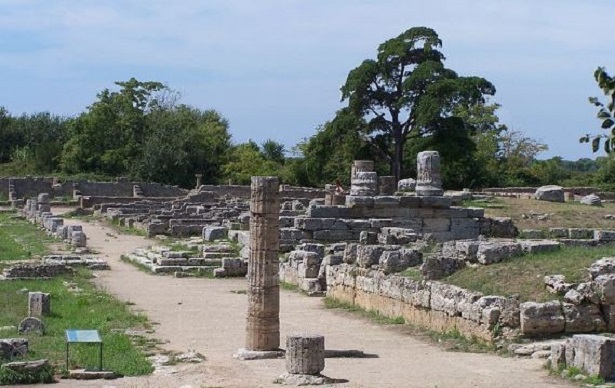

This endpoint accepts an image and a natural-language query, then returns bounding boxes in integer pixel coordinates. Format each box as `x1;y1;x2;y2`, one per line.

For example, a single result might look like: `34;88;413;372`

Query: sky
1;0;615;161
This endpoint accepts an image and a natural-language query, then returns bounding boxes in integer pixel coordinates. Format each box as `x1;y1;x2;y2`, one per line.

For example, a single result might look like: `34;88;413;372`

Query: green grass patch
169;242;199;253
0;212;54;261
444;245;615;302
0;361;55;385
323;297;405;325
462;197;507;209
400;267;423;281
0;268;153;376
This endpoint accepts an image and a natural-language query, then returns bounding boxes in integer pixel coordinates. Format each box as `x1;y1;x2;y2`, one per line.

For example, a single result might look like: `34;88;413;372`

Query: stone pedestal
286;334;325;375
415;151;443;196
245;176;280;352
28;292;51;317
195;174;203;189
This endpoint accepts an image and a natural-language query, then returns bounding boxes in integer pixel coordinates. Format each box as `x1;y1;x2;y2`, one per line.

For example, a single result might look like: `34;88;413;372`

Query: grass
323;297;405;325
464;196;615;230
0;268;153;377
108;218;147;237
443;245;615;302
0;212;55;261
550;363;606;386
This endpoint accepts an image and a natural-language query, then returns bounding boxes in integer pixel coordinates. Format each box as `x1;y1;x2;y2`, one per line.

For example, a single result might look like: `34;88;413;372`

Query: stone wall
482;186;615;200
326;264;520;341
1;177;188;199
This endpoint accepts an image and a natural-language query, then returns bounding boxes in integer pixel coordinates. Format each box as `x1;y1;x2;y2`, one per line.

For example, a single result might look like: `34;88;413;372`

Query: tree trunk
393;129;404;182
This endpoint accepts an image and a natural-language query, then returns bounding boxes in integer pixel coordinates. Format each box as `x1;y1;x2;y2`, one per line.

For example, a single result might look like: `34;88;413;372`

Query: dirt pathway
55;214;570;388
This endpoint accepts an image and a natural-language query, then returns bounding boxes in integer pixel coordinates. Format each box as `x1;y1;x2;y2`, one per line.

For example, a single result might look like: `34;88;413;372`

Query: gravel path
54;215;570;388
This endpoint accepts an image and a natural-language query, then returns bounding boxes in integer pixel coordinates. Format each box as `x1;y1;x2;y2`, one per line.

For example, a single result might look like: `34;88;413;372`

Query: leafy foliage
340;26;495;180
580;67;615;153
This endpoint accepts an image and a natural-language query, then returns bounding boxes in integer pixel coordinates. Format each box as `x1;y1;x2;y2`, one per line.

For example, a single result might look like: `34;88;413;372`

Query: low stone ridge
42;255;109;270
2;263;74;280
0;338;28;360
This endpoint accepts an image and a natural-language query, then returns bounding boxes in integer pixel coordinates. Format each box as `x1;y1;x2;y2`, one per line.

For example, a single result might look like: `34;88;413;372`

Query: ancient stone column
415;151;443;196
349;160;377;197
350;160;374;180
28;292;50;317
286;334;325;375
246;176;280;351
195;174;203;189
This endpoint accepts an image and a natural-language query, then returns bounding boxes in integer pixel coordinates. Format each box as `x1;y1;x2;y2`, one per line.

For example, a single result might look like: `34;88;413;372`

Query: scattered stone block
476;241;522;265
420;256;465;280
568;335;615;380
28;292;50;317
397;178;416;192
535;185;564;202
203;226;228;241
580;194;601;206
0;338;28;360
285;334;325;375
563;303;606;333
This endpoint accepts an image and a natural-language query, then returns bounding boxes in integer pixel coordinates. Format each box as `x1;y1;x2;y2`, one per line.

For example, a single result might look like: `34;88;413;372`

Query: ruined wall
483;187;615;200
326;264;519;341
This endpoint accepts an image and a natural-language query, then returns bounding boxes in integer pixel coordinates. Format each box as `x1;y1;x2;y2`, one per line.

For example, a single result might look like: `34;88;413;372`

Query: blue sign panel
65;329;102;343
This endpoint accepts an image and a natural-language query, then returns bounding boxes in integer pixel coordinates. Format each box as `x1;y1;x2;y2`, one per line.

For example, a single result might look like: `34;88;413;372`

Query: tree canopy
340;27;496;180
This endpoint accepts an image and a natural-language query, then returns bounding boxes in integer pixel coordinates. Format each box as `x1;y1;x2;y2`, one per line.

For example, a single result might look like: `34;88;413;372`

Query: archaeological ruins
5;150;615;383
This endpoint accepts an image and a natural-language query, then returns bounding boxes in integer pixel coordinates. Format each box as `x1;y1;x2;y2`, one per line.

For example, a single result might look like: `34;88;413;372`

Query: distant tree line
1;27;613;190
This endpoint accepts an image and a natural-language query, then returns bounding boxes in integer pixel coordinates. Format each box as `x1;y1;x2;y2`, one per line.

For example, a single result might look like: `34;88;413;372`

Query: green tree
61;78;166;176
261;139;286;164
340;26;495;180
581;67;615;153
222;142;280;184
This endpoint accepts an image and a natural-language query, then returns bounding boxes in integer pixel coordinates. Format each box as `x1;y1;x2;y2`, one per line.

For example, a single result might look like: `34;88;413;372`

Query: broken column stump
28;292;50;317
286;334;325;375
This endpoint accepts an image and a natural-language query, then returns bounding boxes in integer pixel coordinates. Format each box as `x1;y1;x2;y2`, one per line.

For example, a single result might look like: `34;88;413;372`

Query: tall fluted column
246;176;280;351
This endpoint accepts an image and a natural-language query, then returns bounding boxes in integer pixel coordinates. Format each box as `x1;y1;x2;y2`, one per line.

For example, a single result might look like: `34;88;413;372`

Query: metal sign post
65;329;103;371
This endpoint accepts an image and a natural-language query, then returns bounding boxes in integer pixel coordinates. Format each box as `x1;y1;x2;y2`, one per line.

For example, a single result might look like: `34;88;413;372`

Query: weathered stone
350;172;378;197
430;282;482;317
535;185;564;203
0;338;28;360
420;256;465;280
397;178;416;192
476;241;522;265
245;176;280;352
580;194;601;206
568;228;594;239
595;230;615;241
568;335;615;380
416;151;443;196
520;301;565;335
28;292;50;317
480;217;518;238
18;317;45;335
550;342;567;369
285;334;325;375
563;303;606;333
592;274;615;304
379;249;421;274
588;258;615;279
520;240;561;253
203;226;228;241
343;243;358;264
519;229;545;239
549;227;569;238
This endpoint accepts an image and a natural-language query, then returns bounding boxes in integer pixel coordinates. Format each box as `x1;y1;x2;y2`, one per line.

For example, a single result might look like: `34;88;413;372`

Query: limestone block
0;338;28;360
549;227;569;238
301;278;323;295
285;334;325;375
400;278;431;308
519;229;545;239
345;196;374;208
563;303;606;333
476;296;520;328
203;227;228;242
480;217;517;238
568;228;594;239
398;195;420;208
454;240;480;262
580;194;601;206
592;274;615;304
450;218;479;240
520;240;561;254
397;178;416;192
422;218;451;233
534;185;564;202
18;317;45;335
588;257;615;279
418;196;451;209
378;227;418;245
430;282;482;317
343;243;358;264
373;196;400;208
294;217;335;231
298;243;325;259
312;229;357;241
28;292;50;317
520;301;565;335
350;171;378;197
568;335;615;380
602;305;615;332
595;230;615;241
420;256;465;280
359;231;378;245
379;250;413;274
280;228;309;242
476;241;522;265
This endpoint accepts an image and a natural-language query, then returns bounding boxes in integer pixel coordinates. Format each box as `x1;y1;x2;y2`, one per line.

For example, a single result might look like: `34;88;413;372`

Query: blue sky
1;0;614;160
